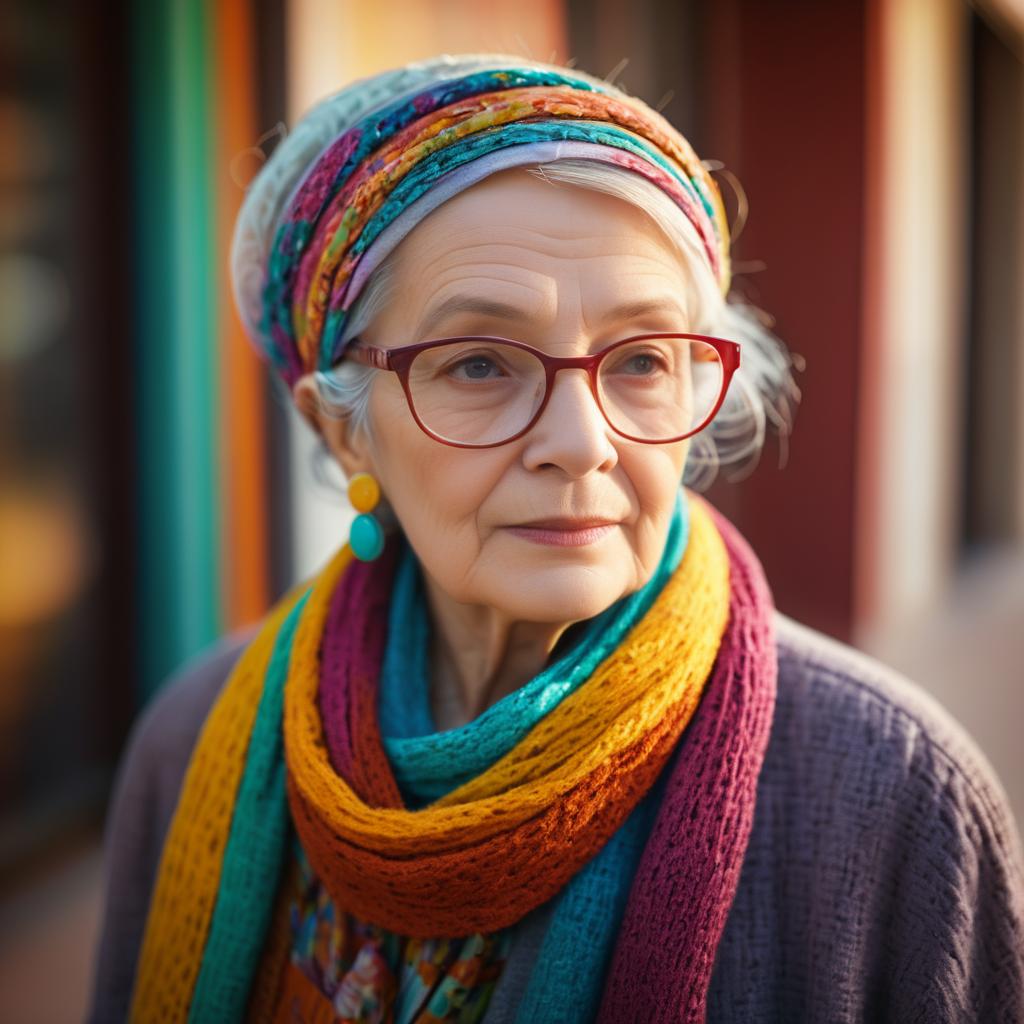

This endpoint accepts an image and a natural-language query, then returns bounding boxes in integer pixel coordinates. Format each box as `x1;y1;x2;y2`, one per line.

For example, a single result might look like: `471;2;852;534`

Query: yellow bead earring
347;471;384;561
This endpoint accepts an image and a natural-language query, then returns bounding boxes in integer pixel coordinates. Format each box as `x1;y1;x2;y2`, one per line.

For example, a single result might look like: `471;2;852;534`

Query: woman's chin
482;565;631;625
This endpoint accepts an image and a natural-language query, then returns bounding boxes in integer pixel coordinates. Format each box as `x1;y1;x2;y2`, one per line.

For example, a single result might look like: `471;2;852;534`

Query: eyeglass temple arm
344;344;391;369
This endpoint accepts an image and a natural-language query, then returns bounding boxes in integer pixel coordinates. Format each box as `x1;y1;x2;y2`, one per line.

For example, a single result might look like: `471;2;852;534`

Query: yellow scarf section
285;494;730;851
129;492;730;1020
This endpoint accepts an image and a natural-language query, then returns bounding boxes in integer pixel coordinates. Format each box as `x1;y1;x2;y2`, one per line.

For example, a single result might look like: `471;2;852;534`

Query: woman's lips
504;520;619;547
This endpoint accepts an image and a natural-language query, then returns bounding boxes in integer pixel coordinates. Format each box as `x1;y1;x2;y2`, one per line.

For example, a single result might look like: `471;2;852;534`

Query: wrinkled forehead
380;167;693;340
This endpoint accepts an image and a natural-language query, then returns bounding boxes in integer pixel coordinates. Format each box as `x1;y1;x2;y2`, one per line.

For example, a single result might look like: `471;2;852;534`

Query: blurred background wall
0;0;1021;1019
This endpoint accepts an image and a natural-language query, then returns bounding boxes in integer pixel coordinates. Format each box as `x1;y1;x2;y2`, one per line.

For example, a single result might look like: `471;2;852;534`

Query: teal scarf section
378;490;690;1022
379;490;690;803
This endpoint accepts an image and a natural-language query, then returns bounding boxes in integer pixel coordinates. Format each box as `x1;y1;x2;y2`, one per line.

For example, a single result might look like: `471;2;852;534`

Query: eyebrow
414;294;688;339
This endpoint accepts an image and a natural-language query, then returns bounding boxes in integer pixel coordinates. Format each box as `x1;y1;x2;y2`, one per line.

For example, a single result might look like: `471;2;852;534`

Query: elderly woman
88;54;1024;1023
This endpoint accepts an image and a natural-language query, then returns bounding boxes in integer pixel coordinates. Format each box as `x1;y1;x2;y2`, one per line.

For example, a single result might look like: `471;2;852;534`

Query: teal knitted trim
380;489;690;806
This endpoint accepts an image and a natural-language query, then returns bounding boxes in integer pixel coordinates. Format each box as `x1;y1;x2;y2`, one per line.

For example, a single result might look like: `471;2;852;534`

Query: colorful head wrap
232;53;732;391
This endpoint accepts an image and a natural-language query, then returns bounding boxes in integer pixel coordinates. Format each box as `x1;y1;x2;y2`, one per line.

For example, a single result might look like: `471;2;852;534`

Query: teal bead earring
347;471;385;561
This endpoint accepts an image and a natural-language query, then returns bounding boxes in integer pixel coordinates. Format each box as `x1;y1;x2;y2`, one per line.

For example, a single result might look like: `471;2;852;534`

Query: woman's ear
291;375;324;436
291;373;374;480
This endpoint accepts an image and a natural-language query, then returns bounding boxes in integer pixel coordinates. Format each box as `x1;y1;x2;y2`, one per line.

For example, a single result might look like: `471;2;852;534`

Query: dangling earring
347;471;385;561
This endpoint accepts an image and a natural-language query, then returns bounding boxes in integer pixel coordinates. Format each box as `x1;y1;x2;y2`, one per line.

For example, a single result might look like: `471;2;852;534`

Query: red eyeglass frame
343;332;741;449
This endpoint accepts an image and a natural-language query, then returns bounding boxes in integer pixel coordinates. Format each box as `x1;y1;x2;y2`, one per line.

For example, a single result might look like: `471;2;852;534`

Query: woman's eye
448;355;504;380
614;351;665;375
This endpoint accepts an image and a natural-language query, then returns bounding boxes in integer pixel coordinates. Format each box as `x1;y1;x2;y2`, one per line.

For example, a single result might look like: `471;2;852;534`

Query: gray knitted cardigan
87;611;1024;1023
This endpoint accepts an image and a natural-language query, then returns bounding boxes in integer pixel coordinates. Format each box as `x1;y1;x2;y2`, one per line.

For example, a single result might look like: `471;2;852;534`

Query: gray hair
295;158;802;493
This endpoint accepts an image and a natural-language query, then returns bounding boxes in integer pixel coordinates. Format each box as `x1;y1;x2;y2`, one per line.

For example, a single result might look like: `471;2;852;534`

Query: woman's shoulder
104;623;261;860
708;609;1024;1021
769;608;1021;834
127;625;260;771
87;625;260;1023
765;608;1024;883
109;625;261;830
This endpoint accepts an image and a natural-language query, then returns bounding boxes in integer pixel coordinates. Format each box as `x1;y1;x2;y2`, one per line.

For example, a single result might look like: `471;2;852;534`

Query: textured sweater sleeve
84;628;257;1024
708;615;1024;1023
869;705;1024;1023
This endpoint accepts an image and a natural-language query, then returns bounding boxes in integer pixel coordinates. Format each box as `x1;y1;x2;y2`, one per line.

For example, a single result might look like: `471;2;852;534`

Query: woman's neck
421;574;575;730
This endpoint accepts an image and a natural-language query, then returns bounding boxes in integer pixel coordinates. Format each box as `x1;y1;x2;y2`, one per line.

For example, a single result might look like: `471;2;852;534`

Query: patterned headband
244;62;732;389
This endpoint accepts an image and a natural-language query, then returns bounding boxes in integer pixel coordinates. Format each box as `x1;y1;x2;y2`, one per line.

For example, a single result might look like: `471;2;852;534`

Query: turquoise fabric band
379;488;691;805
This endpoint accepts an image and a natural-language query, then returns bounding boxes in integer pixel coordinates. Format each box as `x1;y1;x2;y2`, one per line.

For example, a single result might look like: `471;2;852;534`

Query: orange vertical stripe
214;0;271;628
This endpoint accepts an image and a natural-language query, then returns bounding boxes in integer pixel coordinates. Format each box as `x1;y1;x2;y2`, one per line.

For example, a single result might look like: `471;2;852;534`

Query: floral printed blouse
257;832;516;1023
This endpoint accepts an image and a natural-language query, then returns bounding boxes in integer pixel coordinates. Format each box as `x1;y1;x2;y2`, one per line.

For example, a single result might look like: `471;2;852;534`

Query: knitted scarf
128;490;776;1022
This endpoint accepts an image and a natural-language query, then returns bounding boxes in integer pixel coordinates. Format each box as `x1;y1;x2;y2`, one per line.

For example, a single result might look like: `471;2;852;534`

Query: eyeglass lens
405;336;724;445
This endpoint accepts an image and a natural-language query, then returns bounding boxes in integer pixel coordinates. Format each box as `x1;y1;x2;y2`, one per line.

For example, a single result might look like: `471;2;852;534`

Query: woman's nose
520;368;618;476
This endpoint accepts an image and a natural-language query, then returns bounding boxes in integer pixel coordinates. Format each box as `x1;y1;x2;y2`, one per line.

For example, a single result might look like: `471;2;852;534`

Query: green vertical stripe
133;0;222;701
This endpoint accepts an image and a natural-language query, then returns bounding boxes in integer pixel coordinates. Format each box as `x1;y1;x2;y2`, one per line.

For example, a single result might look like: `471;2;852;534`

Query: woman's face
311;167;693;625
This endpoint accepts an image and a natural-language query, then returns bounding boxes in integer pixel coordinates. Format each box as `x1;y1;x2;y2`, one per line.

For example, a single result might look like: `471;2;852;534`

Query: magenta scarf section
597;501;777;1021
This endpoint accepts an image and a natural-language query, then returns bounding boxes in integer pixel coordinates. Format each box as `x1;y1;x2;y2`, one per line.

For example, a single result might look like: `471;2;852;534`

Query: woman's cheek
634;444;687;504
386;449;491;564
622;446;686;573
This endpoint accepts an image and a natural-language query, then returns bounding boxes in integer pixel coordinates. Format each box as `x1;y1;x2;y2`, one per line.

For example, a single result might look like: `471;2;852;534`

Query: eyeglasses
344;332;741;449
